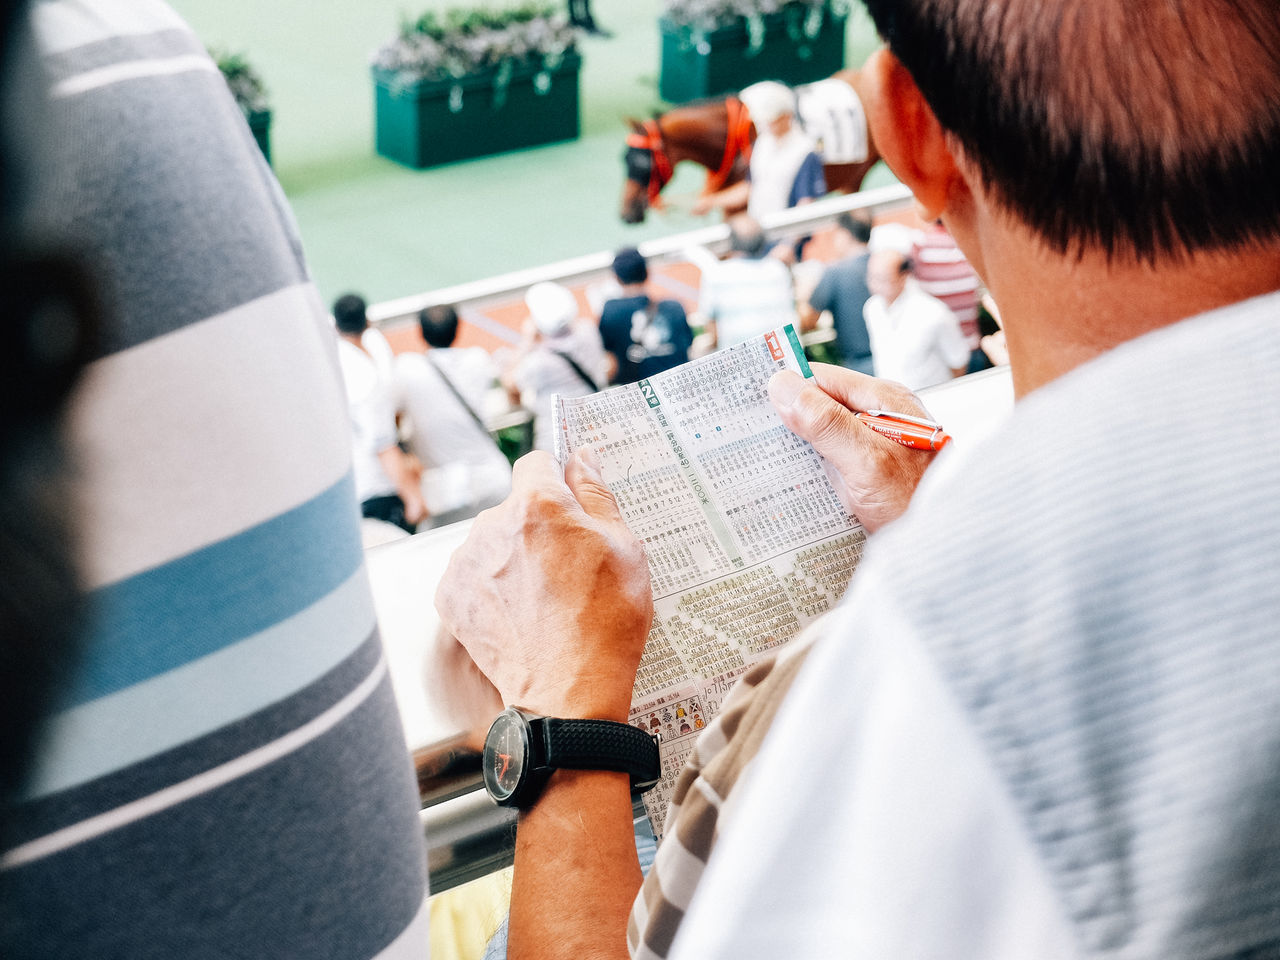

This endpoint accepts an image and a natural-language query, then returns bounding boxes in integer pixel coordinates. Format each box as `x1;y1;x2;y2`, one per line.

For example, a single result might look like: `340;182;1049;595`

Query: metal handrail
367;184;913;330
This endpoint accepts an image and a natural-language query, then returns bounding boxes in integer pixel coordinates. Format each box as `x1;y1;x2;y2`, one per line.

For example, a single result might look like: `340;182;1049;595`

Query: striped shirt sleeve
627;632;819;960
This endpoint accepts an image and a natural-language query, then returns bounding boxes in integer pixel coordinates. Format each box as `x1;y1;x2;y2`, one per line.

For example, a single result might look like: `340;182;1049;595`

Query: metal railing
399;183;916;894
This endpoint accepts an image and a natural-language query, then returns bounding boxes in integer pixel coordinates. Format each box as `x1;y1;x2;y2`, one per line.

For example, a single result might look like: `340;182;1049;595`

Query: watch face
483;709;530;804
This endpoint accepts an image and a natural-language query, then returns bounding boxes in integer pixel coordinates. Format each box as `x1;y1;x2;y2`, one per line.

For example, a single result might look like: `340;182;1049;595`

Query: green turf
170;0;890;306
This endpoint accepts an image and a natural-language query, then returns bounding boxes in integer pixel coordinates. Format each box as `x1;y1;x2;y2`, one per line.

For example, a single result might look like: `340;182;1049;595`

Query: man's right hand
768;363;941;533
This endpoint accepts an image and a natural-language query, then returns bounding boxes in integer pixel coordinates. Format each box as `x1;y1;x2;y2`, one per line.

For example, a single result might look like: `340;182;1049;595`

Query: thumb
565;446;629;530
768;370;874;471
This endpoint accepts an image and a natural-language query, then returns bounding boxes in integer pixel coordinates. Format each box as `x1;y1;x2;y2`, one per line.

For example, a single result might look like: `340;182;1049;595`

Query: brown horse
621;68;881;225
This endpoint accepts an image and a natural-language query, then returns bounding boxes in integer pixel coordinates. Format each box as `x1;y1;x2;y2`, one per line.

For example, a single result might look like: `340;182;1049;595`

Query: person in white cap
502;281;610;452
862;222;970;389
693;80;826;223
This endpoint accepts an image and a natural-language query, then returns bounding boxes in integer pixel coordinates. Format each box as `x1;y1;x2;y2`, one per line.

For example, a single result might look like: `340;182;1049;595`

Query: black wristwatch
481;706;661;809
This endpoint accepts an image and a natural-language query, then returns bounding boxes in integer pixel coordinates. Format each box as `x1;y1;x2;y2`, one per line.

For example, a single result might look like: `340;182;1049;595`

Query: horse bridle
625;118;674;210
624;97;754;210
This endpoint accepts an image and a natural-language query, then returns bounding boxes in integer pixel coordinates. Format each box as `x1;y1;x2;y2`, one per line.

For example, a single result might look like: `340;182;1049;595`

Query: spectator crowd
333;208;992;540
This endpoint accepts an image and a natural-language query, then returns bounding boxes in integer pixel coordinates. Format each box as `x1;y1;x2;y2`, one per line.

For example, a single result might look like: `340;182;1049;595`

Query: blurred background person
598;247;693;385
688;214;798;350
694;81;826;227
502;280;608;452
911;218;988;372
334;292;425;533
395;304;512;528
801;212;875;374
863;224;969;390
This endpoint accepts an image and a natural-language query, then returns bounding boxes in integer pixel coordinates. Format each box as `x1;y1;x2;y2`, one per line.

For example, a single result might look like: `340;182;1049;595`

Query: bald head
862;0;1280;261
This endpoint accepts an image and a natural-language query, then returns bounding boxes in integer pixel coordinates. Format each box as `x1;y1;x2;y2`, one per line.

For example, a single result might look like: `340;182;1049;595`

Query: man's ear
863;48;963;221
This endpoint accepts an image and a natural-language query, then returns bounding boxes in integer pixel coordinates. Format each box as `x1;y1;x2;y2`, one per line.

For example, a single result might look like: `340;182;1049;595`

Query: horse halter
625;119;674;210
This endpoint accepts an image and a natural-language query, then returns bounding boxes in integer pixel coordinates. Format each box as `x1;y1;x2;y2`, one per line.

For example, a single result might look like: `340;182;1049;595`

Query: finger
565;446;629;530
511;449;565;488
768;370;879;469
807;362;929;419
510;450;585;514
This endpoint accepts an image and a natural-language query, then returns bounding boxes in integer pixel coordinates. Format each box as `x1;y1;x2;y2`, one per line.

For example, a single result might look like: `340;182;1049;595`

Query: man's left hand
434;449;652;723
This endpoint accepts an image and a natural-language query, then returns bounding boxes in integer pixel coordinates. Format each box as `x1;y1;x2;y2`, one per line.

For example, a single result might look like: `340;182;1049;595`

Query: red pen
853;409;952;451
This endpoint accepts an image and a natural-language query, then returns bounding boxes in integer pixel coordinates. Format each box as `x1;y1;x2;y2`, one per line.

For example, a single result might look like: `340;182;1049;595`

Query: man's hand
768;363;939;533
434;449;652;723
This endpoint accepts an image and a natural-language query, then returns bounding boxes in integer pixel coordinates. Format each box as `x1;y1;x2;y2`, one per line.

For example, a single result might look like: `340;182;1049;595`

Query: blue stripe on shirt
69;472;363;707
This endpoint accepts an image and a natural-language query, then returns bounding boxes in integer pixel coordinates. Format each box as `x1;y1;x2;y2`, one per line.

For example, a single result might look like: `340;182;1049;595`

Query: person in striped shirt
1;2;429;956
910;219;989;373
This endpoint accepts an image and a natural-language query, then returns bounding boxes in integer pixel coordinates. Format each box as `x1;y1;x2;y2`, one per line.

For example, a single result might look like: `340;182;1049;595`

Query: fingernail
767;371;805;410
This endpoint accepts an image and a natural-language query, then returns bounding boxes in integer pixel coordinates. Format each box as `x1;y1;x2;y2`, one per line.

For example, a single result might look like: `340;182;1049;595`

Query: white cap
868;223;918;257
525;281;578;337
739;81;794;125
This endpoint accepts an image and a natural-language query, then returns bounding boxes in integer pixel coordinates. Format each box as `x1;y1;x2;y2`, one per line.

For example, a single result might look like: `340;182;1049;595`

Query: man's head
525;281;578;338
728;214;767;258
332;293;367;336
867;250;912;305
740;81;794;139
833;212;873;255
860;0;1280;262
419;303;459;349
612;247;648;287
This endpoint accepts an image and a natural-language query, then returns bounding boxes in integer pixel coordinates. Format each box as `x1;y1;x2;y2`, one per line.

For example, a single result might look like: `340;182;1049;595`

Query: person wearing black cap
597;247;694;385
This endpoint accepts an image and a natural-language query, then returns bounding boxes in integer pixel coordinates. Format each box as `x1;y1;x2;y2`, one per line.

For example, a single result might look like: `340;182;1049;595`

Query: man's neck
339;331;367;354
881;280;907;310
620;283;646;298
960;214;1280;398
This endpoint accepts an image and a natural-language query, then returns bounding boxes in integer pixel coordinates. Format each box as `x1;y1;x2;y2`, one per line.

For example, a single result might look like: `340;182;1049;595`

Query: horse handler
692;80;826;226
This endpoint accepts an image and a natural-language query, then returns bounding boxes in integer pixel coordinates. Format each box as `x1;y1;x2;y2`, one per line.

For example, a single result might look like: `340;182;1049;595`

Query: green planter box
374;51;581;169
659;6;845;103
247;109;272;165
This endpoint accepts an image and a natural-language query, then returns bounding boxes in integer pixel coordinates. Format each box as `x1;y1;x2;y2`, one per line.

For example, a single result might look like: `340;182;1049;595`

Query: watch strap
537;717;660;790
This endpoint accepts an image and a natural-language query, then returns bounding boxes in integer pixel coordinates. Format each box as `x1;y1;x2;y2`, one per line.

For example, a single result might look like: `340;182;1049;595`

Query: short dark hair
861;0;1280;261
836;212;873;246
418;304;459;349
612;247;648;286
332;293;367;335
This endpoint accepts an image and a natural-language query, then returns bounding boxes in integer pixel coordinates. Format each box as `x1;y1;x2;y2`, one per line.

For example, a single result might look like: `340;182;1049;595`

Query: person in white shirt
862;226;970;389
503;282;610;453
693;82;826;224
333;293;425;532
394;304;512;528
691;214;798;349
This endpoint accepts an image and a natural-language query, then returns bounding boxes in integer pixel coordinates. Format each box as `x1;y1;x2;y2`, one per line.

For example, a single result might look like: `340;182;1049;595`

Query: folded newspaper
552;325;865;836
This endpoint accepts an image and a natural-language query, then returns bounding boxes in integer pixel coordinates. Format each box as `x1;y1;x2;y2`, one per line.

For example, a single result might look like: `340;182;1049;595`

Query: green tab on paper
784;324;813;378
639;378;660;408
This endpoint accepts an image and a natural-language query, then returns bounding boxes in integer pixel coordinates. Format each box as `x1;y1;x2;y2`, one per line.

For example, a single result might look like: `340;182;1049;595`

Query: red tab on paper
765;331;784;362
